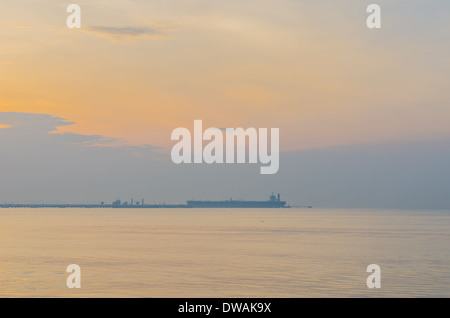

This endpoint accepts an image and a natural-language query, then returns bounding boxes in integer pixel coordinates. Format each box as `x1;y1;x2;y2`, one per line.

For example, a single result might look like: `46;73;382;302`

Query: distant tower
277;193;280;202
131;198;133;206
142;199;144;205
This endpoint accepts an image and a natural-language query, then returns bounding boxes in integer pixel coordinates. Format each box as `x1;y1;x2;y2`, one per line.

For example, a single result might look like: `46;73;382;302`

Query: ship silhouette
187;193;288;208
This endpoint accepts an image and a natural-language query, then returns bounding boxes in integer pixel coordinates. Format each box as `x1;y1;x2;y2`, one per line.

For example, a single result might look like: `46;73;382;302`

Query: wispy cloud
84;21;173;43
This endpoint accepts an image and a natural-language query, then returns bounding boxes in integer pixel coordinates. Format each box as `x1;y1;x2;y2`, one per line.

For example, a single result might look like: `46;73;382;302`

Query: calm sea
0;208;449;297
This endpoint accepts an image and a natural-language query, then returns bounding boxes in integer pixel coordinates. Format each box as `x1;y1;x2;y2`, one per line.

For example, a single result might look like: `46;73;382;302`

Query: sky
1;1;450;208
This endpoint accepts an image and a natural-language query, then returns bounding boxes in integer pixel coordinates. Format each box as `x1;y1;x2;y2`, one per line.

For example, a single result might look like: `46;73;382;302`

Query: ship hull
186;200;288;208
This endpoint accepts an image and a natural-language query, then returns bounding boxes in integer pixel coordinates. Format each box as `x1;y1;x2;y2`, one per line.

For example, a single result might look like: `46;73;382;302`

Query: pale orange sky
1;0;450;151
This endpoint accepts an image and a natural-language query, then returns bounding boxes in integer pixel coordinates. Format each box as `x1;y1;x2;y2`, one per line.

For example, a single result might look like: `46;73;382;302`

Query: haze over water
1;208;449;297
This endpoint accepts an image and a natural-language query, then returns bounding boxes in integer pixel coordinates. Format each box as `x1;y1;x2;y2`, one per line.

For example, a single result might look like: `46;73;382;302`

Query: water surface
0;208;449;297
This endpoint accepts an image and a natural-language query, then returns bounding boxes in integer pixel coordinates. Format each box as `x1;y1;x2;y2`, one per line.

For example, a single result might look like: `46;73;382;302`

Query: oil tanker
187;193;289;208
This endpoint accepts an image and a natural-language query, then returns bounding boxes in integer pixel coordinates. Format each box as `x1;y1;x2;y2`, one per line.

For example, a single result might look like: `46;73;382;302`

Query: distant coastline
0;193;312;209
